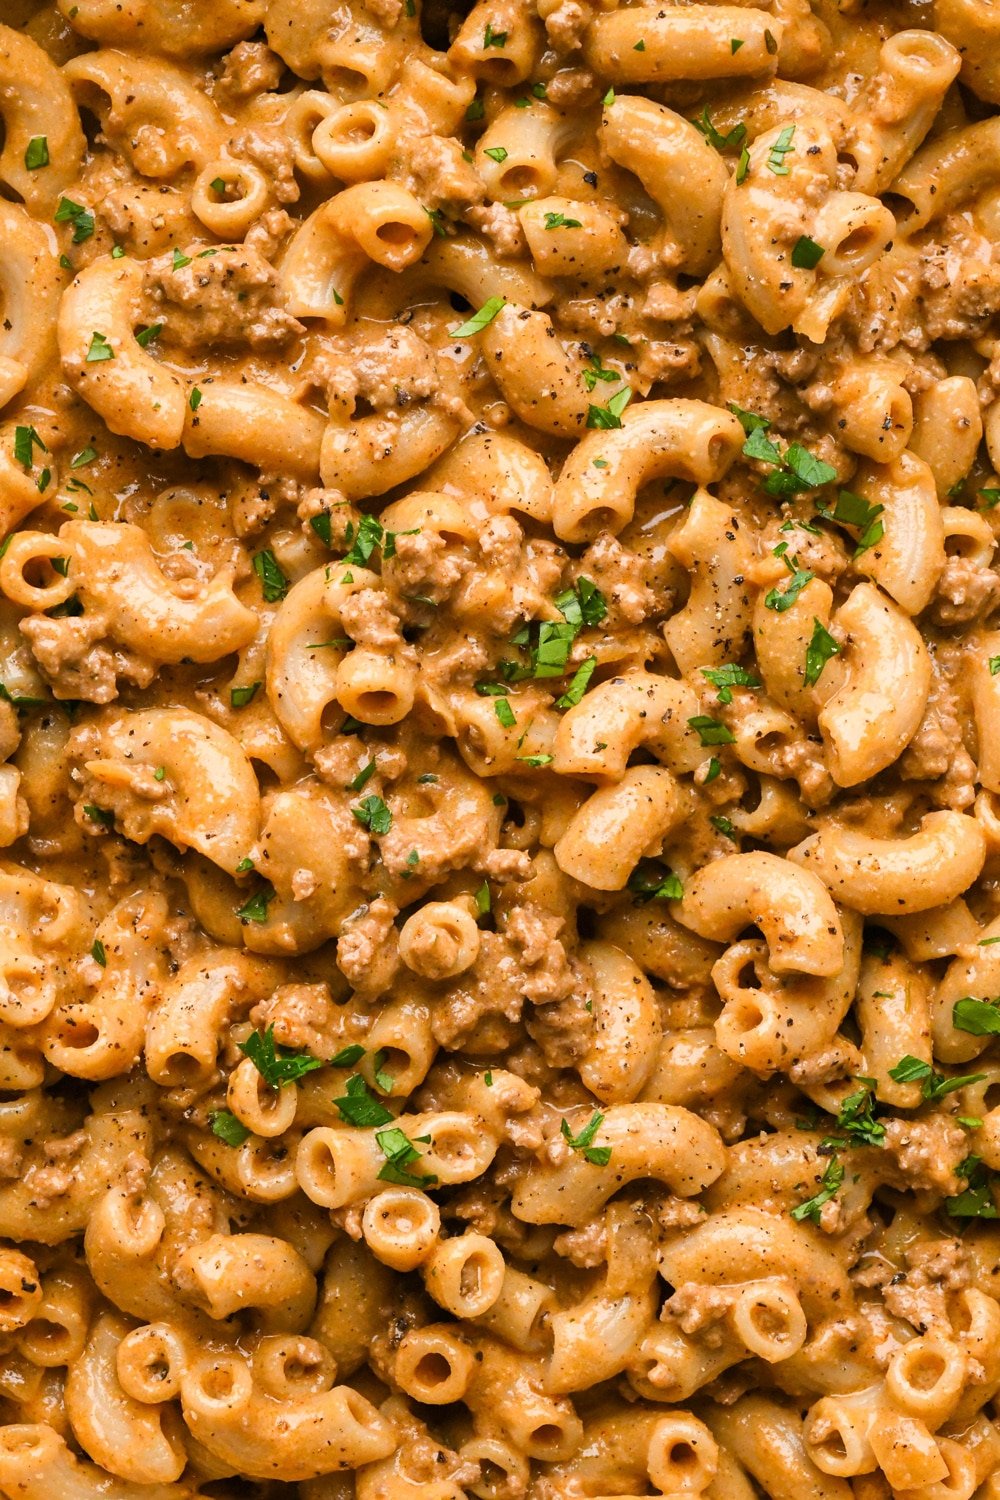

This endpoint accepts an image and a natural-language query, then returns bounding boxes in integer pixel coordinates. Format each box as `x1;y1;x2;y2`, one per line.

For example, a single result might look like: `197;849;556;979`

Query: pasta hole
414;1351;452;1387
667;1440;698;1470
352;690;399;718
881;192;916;227
476;57;520;85
23;1318;65;1351
159;1051;203;1088
376;220;415;248
907;1349;947;1390
459;1258;483;1298
528;1423;563;1453
498;165;543;197
832;223;881;266
579;506;618;533
323;66;371;96
56;1014;99;1049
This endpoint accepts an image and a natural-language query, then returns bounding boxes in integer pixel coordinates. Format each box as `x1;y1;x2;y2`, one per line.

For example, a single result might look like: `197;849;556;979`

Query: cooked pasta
0;1;1000;1496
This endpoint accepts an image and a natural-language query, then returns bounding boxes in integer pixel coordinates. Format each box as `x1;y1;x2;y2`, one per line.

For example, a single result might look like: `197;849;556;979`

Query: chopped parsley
13;426;46;470
687;714;735;746
348;760;378;792
691;108;747;153
560;1111;612;1166
235;885;275;924
556;656;597;708
335;1074;394;1127
253;549;289;603
450;295;506;337
946;1156;999;1219
240;1024;324;1087
475;880;491;916
586;386;632;429
85;332;114;363
953;997;1000;1037
765;566;814;612
888;1055;986;1101
331;1043;366;1067
54;197;94;242
90;939;107;967
352;794;392;835
483;146;508;163
24;136;49;171
134;323;162;349
701;663;760;704
804;618;840;687
790;1155;843;1222
766;125;796;175
544;211;582;229
230;682;260;709
627;864;683;904
483;21;507;45
376;1126;438;1187
210;1110;251;1146
791;235;825;270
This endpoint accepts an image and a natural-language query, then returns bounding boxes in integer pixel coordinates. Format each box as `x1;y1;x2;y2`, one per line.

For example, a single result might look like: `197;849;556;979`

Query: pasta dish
1;0;1000;1495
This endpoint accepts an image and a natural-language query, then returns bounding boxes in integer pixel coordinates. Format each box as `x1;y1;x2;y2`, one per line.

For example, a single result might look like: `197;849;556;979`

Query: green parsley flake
560;1111;612;1166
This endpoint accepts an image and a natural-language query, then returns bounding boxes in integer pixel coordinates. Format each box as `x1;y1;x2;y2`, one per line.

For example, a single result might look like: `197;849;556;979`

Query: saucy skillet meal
2;0;1000;1496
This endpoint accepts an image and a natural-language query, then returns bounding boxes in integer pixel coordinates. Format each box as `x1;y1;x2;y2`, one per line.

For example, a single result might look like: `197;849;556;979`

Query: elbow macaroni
0;3;999;1498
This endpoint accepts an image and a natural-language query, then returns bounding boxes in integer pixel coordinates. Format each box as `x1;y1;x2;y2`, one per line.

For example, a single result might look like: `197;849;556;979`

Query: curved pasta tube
847;452;944;614
519;196;628;279
828;361;913;463
61;0;266;56
297;1109;498;1209
81;709;261;876
711;914;862;1073
553;671;703;782
547;1277;658;1394
910;375;983;497
678;850;844;977
663;489;758;675
852;30;962;193
553;766;684;891
321;404;465;502
789;811;987;917
722;117;894;340
552;400;744;543
511;1103;725;1225
266;564;384;751
65;1310;186;1484
816;582;931;788
41;890;167;1082
481;304;618;437
145;950;280;1088
180;1356;395;1481
475;100;576;202
659;1206;851;1322
0;1425;201;1500
578;940;662;1103
0;1098;155;1246
934;0;1000;104
0;204;63;408
266;0;409;96
174;1233;316;1330
280;183;434;324
362;235;552;322
240;781;368;954
29;519;257;663
0;27;85;215
427;428;554;523
63;49;226;177
583;6;782;83
890;117;1000;231
58;257;189;451
182;378;325;482
599;94;728;274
